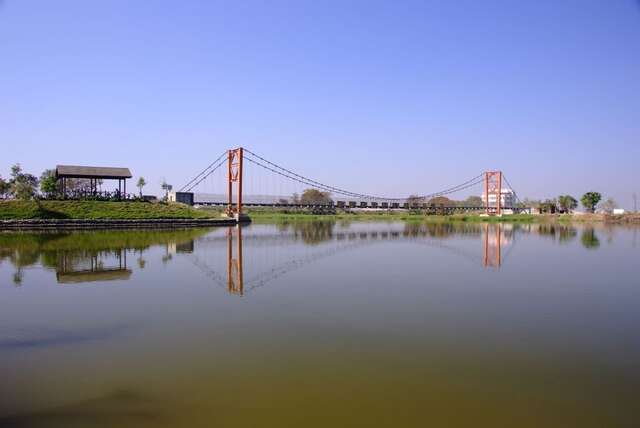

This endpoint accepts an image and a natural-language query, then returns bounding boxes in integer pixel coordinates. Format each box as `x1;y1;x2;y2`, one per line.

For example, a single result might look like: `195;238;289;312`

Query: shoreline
0;218;237;231
245;210;640;224
1;201;638;228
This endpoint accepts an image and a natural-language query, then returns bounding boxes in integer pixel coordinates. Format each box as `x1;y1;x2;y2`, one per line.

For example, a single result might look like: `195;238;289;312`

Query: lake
0;221;638;427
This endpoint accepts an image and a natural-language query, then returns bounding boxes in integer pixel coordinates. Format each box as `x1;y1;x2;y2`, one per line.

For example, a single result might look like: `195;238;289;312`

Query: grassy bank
2;201;638;223
242;208;640;224
0;200;213;220
240;208;537;223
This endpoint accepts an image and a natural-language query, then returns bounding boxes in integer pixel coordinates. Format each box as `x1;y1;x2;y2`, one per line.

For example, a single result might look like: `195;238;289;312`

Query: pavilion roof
56;165;132;179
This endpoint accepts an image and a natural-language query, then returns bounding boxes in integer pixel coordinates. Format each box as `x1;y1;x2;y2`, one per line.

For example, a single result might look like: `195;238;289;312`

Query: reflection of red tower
484;171;503;216
483;223;502;268
227;226;244;295
226;148;244;218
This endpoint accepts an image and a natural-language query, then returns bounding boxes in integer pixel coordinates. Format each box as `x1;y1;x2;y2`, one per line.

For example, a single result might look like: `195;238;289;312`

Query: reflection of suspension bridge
173;148;526;219
187;224;511;296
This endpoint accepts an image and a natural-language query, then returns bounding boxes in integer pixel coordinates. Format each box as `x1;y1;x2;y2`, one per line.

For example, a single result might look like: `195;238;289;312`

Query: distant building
481;188;516;209
168;191;194;205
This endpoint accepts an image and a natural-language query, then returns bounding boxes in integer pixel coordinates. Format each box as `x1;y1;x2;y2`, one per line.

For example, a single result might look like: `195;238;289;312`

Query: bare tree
598;197;617;214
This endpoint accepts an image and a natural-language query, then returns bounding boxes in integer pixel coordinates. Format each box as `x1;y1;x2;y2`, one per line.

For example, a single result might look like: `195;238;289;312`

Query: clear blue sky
1;1;639;206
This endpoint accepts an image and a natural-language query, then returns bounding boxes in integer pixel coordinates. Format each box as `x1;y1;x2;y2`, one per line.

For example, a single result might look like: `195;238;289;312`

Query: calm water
0;221;639;427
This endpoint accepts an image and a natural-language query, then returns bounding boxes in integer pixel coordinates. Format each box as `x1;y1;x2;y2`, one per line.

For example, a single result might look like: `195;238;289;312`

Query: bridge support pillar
484;171;503;216
224;147;251;222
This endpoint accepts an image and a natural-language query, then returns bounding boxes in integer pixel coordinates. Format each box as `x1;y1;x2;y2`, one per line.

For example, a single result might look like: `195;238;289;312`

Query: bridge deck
193;201;520;212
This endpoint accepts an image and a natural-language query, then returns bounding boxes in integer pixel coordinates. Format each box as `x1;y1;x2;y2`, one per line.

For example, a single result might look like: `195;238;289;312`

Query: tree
598;197;617;214
462;195;483;207
137;177;147;197
521;198;541;209
9;164;38;200
428;196;456;207
40;169;58;198
300;188;332;205
64;178;89;193
557;195;578;213
161;180;173;201
406;195;425;207
0;176;9;199
10;164;22;180
581;192;601;213
539;199;557;213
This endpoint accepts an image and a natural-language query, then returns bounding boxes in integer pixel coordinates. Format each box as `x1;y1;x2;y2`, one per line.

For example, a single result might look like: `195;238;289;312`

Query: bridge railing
193;200;526;213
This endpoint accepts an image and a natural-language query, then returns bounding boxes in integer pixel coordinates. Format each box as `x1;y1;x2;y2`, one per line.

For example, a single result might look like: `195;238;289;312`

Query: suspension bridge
174;148;525;220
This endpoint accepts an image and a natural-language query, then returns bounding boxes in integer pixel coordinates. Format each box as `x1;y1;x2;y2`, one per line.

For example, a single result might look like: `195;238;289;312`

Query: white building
480;188;516;209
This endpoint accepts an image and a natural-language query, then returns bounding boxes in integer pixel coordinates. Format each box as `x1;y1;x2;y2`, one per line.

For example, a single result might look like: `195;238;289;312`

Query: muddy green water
0;221;638;427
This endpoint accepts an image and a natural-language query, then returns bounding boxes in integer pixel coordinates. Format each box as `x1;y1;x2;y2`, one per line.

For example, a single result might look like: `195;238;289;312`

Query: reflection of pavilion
56;249;131;284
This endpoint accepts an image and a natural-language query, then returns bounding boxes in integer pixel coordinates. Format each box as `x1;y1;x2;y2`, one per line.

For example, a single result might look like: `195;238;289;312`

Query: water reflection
0;222;613;291
483;223;502;268
0;229;211;286
581;227;601;249
1;221;639;427
56;249;131;284
192;223;517;295
227;226;243;295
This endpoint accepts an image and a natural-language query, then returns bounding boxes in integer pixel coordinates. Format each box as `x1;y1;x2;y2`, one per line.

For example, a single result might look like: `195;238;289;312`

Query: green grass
0;200;214;220
242;208;537;223
4;201;635;223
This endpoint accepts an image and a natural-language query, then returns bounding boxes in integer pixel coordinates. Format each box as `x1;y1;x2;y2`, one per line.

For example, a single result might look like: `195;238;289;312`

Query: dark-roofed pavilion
56;165;132;199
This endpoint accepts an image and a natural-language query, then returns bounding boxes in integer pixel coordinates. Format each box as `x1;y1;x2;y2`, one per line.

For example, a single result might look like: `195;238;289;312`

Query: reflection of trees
535;224;578;244
277;221;336;245
558;227;577;244
581;228;600;249
537;224;558;238
403;222;484;238
137;256;146;269
12;270;23;286
0;229;210;284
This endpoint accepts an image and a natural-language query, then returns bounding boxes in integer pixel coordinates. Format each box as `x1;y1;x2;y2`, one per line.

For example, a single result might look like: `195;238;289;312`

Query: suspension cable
244;150;377;199
183;147;486;201
244;148;484;201
179;151;227;192
184;156;227;192
502;173;524;206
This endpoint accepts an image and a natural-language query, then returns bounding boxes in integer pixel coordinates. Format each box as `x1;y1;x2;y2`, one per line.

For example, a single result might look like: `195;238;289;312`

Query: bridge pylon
483;171;503;216
225;147;250;222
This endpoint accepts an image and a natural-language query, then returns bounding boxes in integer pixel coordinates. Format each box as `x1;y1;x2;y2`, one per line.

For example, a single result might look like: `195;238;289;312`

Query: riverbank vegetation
244;209;536;223
238;207;640;224
1;200;638;223
0;200;211;220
